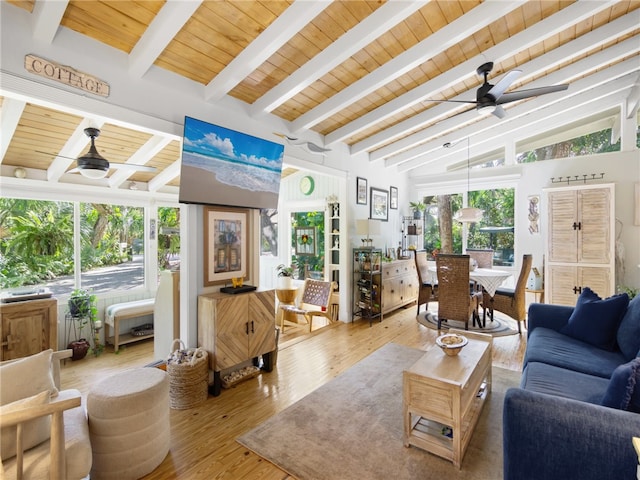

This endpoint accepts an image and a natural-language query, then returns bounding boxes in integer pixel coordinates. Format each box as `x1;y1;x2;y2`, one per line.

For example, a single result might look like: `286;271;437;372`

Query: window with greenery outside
290;210;324;279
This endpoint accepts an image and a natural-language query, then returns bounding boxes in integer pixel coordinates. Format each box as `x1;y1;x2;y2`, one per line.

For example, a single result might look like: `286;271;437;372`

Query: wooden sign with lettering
24;54;110;97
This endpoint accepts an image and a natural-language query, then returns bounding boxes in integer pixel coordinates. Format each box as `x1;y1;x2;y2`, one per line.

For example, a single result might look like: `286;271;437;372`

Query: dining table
428;266;512;297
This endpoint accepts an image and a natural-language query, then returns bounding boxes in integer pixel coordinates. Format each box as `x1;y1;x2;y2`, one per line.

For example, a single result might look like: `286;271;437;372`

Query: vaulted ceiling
1;0;639;193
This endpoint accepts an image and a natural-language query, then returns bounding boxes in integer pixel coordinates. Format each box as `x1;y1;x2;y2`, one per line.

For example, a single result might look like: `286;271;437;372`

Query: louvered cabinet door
548;265;613;306
578;266;612;299
547;190;578;263
577;188;612;264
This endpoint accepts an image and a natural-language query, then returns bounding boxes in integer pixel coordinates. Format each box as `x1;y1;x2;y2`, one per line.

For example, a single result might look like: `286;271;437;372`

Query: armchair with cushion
0;349;92;479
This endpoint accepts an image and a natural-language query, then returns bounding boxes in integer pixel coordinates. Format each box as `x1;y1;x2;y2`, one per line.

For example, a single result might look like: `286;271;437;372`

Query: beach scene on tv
179;117;284;209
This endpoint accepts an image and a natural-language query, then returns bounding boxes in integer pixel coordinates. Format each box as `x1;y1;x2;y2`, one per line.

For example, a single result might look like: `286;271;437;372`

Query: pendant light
451;137;483;223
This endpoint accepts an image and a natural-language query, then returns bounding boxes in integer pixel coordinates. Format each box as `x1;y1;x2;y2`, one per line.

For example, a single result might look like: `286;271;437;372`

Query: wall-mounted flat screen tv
179;116;284;209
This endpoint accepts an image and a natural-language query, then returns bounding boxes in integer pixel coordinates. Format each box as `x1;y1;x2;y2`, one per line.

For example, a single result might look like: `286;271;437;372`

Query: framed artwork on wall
356;177;368;205
390;186;398;209
370;187;389;221
204;206;250;286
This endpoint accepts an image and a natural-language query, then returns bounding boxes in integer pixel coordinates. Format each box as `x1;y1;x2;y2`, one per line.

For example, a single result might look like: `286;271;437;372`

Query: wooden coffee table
403;331;492;468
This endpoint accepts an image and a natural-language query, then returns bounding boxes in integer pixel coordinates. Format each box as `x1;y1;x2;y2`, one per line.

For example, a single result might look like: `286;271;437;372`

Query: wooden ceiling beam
129;1;203;79
31;0;68;44
148;159;180;193
345;0;619;156
375;12;640;164
0;97;26;163
294;0;525;134
250;0;427;116
108;135;172;188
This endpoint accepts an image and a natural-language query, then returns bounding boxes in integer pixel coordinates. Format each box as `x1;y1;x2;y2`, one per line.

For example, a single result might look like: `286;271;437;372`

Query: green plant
276;261;299;277
409;201;426;212
618;285;638;299
67;288;98;338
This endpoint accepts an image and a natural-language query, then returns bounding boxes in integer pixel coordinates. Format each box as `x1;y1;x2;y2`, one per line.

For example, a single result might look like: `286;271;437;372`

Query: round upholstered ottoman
87;368;170;480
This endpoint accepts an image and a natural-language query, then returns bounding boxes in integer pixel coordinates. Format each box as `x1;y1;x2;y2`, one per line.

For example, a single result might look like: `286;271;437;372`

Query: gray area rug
237;342;521;480
418;309;519;337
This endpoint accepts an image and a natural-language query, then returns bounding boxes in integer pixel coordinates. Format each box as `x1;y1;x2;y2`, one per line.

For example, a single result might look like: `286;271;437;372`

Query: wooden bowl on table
436;333;468;356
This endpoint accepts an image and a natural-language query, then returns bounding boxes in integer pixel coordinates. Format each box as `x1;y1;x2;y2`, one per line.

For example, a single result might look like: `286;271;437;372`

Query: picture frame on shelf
356;177;368;205
204;206;250;286
370;187;389;221
387;248;396;260
390;186;398;209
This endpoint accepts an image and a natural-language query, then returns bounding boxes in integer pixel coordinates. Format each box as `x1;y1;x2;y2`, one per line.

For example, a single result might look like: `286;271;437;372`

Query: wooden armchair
414;250;438;316
435;254;483;330
483;254;533;334
279;279;336;332
0;349;92;480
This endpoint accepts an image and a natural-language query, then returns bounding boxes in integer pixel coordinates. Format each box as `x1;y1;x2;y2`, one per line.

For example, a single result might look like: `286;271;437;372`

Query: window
290;210;324;279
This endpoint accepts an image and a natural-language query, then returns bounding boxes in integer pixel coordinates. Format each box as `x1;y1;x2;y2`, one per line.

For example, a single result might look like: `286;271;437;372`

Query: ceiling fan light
477;104;495;115
454;207;484;223
79;166;108;179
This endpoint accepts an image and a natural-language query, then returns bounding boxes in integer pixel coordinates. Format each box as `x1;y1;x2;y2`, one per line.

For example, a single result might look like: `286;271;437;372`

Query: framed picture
295;227;316;256
204;206;250;286
370;187;389;221
390;186;398;209
356;177;368;205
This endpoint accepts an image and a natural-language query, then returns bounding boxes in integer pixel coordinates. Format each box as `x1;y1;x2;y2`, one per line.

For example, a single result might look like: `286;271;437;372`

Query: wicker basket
167;339;209;410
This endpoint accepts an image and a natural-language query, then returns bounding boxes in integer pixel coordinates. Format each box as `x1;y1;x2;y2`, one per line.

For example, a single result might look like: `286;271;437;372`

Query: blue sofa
503;291;640;480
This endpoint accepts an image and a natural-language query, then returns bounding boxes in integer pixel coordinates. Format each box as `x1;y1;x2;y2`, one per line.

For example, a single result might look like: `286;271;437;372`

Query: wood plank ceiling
1;0;638;192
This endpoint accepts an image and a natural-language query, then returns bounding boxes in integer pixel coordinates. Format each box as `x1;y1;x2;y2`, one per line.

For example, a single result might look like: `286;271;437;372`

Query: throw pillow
616;294;640;360
0;349;58;406
601;358;640;412
560;288;629;350
0;390;50;460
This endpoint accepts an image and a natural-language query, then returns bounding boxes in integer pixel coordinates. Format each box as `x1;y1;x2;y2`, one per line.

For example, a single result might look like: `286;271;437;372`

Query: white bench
104;299;155;352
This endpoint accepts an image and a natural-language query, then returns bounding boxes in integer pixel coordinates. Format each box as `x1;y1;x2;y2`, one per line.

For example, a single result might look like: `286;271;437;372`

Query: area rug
237;342;521;480
417;309;519;337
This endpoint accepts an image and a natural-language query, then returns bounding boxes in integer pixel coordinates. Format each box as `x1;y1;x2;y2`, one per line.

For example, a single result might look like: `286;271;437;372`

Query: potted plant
410;201;426;219
276;261;298;289
67;289;98;360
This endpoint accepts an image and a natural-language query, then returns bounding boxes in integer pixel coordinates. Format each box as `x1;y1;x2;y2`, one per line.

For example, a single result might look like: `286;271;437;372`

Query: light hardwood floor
61;307;527;479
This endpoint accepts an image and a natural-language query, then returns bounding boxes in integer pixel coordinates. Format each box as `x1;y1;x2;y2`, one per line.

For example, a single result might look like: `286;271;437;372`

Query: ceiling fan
38;127;157;179
430;62;569;119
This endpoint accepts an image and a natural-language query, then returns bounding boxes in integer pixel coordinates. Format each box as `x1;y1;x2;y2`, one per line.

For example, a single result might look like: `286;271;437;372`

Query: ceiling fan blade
110;163;157;172
487;69;522;100
497;84;569;104
425;99;478;104
66;167;79;174
492;105;507;119
36;150;77;161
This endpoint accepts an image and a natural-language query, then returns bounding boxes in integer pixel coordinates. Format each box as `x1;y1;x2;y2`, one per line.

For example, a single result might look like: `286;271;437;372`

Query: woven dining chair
435;254;483;330
466;248;494;269
482;254;533;334
279;279;336;332
414;250;438;316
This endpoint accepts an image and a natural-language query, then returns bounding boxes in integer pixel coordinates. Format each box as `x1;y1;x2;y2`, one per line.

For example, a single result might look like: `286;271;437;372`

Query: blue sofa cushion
601;358;640;412
559;288;629;351
524;327;626;378
521;361;610;405
616;294;640;361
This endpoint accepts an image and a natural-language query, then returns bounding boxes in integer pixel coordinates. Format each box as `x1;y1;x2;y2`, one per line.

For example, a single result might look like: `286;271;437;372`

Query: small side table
526;288;544;303
276;288;298;331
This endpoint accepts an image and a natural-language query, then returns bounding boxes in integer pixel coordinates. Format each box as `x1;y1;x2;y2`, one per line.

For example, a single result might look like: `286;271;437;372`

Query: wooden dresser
381;258;419;315
0;297;58;360
198;289;277;396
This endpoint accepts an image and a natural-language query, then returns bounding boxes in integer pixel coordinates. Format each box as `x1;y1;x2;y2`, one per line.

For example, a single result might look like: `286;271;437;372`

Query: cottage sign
25;54;110;97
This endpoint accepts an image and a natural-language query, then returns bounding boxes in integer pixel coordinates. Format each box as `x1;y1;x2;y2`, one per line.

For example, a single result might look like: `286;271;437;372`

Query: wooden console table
403;332;492;468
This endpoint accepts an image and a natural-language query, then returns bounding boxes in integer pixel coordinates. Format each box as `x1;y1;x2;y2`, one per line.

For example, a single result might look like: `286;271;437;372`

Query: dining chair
279;279;336;332
466;248;494;269
435;254;483;330
482;254;533;333
414;250;438;316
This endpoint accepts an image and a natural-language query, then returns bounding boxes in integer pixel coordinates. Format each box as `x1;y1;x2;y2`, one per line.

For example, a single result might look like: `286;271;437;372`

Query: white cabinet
544;184;615;305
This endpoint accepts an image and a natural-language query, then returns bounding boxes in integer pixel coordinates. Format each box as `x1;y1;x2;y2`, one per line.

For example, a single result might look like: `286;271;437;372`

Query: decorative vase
278;276;293;290
68;339;90;360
